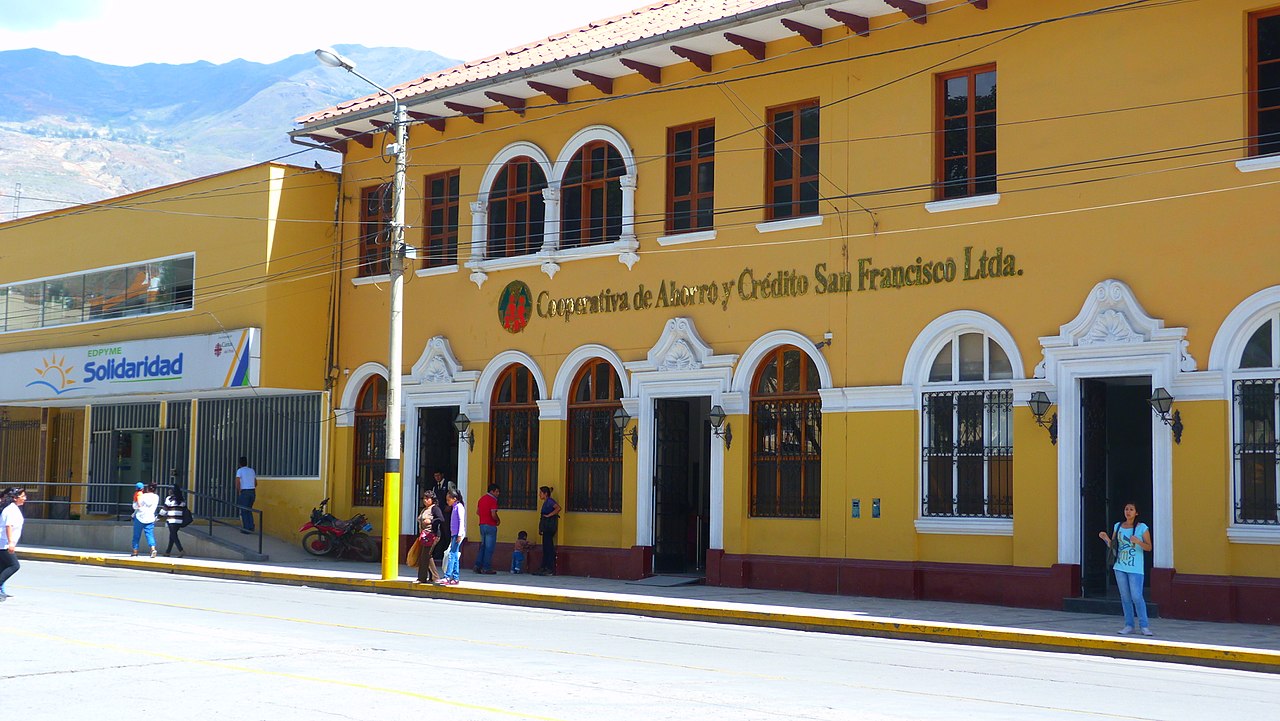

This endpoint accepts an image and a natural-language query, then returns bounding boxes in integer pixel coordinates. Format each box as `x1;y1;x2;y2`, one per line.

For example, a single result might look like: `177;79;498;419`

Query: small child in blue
511;530;534;574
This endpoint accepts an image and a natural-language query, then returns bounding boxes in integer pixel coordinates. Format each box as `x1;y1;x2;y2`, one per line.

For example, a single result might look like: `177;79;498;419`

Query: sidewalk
20;543;1280;674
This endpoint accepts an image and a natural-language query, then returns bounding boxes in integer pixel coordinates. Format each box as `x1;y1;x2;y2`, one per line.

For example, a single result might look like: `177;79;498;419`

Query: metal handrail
13;481;263;554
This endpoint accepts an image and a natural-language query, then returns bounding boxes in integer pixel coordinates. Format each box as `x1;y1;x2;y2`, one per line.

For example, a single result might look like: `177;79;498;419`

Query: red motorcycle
299;498;377;561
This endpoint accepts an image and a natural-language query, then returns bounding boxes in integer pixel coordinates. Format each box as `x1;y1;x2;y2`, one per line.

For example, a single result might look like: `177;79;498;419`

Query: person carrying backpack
160;485;192;557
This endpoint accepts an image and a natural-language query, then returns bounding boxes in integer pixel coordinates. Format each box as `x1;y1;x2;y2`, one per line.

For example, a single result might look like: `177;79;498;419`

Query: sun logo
28;354;80;395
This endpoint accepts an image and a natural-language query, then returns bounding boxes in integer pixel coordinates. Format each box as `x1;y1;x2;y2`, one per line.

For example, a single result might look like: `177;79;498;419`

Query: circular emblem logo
498;280;532;333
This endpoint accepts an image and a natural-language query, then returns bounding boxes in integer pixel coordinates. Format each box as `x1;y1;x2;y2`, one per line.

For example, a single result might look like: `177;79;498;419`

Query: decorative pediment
622;317;736;375
1036;279;1196;378
410;336;463;384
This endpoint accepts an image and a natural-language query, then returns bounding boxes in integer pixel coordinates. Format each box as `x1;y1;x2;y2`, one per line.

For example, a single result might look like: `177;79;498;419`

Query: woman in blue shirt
1098;502;1153;636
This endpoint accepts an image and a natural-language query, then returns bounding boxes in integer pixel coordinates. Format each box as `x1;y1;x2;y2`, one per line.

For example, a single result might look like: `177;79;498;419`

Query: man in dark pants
234;457;257;534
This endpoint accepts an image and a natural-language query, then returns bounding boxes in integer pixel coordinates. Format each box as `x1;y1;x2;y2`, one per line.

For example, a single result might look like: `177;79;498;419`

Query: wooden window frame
749;346;822;518
487;157;547;259
560;140;625;249
1250;8;1280;157
666;120;716;234
489;365;540;510
358;184;392;277
422;169;460;268
765;100;820;221
566;359;624;513
935;64;997;200
353;377;387;507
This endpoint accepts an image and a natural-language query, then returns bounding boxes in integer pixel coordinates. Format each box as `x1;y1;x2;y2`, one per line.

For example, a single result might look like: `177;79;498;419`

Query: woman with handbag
533;486;562;576
416;490;445;584
1098;502;1153;636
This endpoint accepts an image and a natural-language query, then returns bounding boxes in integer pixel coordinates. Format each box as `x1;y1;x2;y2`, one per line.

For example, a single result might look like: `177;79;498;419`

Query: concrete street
4;561;1278;720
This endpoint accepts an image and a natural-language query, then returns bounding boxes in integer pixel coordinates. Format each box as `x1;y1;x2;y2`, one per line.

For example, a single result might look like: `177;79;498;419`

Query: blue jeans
1115;569;1150;629
477;524;498;571
237;489;256;531
511;550;525;574
131;517;156;551
445;536;461;581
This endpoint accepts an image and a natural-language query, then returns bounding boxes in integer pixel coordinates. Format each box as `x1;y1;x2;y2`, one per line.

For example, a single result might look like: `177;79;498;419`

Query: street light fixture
316;47;409;581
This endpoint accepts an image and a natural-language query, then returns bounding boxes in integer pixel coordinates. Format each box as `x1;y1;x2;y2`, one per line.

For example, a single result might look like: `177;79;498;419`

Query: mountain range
0;45;458;219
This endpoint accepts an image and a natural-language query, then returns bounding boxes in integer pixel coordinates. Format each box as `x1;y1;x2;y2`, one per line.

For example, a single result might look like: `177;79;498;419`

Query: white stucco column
618;173;639;269
466;200;488;288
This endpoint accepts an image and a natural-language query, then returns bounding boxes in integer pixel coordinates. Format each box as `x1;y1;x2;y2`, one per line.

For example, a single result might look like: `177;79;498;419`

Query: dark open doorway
652;397;711;575
1080;377;1154;597
416;406;460;498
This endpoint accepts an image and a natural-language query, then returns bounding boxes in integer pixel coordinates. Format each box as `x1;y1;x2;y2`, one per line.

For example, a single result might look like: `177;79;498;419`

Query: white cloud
0;0;648;66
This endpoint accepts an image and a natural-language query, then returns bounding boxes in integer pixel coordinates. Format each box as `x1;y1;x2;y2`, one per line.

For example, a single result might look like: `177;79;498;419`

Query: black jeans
0;549;19;590
541;530;557;573
165;523;185;554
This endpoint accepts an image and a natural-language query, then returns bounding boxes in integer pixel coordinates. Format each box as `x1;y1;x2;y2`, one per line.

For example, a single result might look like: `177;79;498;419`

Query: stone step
1063;595;1159;619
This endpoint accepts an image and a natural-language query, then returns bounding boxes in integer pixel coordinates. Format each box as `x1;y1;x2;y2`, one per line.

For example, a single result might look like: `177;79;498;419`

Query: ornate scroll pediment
410;336;463;384
649;318;713;371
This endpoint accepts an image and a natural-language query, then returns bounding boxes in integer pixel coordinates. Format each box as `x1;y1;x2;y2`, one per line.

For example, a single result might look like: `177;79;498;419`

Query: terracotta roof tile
298;0;790;125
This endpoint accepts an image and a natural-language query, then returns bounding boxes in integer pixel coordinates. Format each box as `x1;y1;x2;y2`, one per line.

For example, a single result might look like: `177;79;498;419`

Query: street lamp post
316;48;407;581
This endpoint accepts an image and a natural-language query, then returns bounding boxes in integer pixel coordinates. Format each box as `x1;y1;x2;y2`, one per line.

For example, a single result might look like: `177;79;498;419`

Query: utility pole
316;48;408;581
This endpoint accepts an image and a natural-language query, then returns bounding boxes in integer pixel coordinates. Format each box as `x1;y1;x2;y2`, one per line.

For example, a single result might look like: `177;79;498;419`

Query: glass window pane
975;154;997;196
800;105;820;140
944;159;969;198
772;110;794;143
944;117;968;157
672;200;692;231
771;184;792;217
782;350;801;393
945;76;969;115
1259;61;1280;113
42;277;85;326
929;341;953;383
773;149;793;181
988;338;1013;380
799;181;819;216
757;357;778;394
697;124;715;154
800;144;819;177
958;333;984;381
1259;15;1280;63
975;111;996;153
85;269;126;320
697;162;714;194
674;165;691;197
673;130;692;161
975;71;997;112
1259;109;1280;156
696;196;714;229
1241;320;1273;368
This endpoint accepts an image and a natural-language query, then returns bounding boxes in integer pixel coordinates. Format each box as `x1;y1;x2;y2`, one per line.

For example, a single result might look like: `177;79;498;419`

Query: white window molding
915;518;1013;535
657;229;717;246
1226;526;1280;544
755;215;823;234
350;273;390;287
415;264;458;279
1235;155;1280;173
924;193;1001;214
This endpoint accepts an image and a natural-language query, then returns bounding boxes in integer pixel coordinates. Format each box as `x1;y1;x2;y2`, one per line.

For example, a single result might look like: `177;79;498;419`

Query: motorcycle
299;498;377;561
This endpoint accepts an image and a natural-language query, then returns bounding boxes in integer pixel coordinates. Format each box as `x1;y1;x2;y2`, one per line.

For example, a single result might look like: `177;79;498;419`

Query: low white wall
21;520;256;560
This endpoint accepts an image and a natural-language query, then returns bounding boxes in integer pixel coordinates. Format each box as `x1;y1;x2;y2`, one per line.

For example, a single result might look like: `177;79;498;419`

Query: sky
0;0;651;66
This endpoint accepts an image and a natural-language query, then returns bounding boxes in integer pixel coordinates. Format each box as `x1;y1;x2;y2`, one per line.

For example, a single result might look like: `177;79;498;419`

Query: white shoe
1119;626;1133;635
1140;627;1153;636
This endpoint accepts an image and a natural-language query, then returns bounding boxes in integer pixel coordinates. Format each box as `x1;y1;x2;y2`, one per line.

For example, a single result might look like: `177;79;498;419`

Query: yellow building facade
296;0;1280;621
0;163;339;539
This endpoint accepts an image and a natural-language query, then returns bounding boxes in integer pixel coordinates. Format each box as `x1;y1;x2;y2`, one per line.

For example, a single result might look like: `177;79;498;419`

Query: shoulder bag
1106;522;1121;569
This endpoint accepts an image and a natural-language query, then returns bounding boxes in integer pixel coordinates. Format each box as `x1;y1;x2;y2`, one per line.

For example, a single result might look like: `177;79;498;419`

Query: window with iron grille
491;365;539;510
936;65;997;200
765;100;819;221
1233;313;1280;524
422;169;460;268
667;120;715;234
750;346;821;518
566;360;624;513
561;141;625;249
488;157;547;259
1250;8;1280;157
921;332;1013;518
359;184;392;277
353;377;387;506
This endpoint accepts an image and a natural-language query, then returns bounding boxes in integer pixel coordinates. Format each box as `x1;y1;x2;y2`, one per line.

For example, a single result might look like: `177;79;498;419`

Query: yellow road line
3;627;568;721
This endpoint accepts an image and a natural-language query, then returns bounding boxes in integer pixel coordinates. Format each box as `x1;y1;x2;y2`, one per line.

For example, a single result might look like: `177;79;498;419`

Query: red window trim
358;184;392;277
764;99;820;221
1249;8;1280;157
934;64;997;200
422;169;460;269
488;157;546;259
666;120;716;234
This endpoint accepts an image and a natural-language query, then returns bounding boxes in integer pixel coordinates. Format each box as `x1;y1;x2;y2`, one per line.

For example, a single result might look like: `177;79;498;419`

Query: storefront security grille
922;389;1013;518
194;394;321;512
1234;378;1280;525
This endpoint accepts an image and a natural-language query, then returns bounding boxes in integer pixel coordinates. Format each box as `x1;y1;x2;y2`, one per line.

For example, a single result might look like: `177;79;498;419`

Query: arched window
560;141;624;249
922;332;1013;518
353;376;387;506
567;360;624;513
750;346;821;518
491;364;540;510
487;157;547;259
1234;312;1280;524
